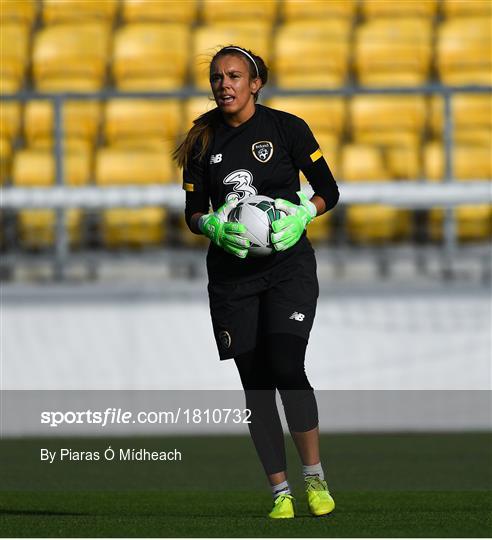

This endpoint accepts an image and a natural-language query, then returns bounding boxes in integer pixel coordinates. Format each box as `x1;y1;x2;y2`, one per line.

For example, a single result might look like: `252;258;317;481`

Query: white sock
303;462;324;481
271;480;291;498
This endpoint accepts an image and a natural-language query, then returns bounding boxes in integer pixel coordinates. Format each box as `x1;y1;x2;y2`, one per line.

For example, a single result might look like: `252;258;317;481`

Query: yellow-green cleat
305;476;335;517
268;494;295;519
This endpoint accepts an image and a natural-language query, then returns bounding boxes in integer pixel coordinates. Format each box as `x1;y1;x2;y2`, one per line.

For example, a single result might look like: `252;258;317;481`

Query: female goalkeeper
173;45;340;519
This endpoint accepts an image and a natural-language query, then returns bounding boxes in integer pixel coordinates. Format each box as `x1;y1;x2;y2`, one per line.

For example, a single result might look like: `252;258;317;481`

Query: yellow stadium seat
12;149;92;186
24;100;102;149
33;23;110;91
430;94;492;145
355;131;421;148
0;0;37;26
265;97;346;137
437;17;492;85
0;137;12;183
350;95;427;146
425;141;492;242
341;144;411;242
0;23;30;93
104;99;181;147
339;135;421;179
202;0;277;22
341;144;388;181
348;130;421;179
18;209;83;249
42;0;118;24
355;19;433;87
122;0;197;23
101;207;167;247
95;148;174;185
192;24;271;90
428;204;492;242
113;23;189;90
274;21;350;88
24;139;94;154
361;0;437;18
442;0;492;17
282;0;356;20
451;206;492;241
385;145;421;180
0;102;22;140
347;205;411;244
424;142;492;180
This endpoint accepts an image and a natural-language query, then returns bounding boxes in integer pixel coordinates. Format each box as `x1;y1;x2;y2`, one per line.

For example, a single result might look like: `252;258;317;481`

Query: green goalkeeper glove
271;191;317;251
198;198;250;258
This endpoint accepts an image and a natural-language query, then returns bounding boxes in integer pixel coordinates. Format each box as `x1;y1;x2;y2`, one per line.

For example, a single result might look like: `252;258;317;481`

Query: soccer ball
228;195;285;257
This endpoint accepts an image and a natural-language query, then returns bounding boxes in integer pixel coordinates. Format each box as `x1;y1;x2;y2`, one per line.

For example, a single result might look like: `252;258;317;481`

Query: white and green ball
227;195;286;257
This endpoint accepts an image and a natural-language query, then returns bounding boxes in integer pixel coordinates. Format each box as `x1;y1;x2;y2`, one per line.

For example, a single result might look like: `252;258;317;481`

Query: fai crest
252;141;273;163
218;330;231;349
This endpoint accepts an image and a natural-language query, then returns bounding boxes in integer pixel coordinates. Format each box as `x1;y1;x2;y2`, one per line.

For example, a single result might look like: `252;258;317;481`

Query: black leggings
234;333;318;475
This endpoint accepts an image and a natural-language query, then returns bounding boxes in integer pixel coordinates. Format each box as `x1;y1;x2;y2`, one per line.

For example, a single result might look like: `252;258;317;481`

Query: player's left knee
274;366;312;390
266;333;318;431
280;388;319;432
267;333;312;390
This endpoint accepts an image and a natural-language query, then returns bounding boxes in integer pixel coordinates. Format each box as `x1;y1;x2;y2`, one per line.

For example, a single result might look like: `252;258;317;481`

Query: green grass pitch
1;433;491;537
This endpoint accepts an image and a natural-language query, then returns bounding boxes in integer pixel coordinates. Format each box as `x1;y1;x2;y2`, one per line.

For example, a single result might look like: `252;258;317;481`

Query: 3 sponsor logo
223;169;257;202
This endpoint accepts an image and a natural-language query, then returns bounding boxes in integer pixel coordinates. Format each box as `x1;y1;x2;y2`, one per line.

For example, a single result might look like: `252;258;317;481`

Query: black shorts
208;251;319;360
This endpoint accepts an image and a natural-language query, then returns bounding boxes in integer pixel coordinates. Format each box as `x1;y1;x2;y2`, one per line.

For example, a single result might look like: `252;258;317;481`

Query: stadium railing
1;83;491;280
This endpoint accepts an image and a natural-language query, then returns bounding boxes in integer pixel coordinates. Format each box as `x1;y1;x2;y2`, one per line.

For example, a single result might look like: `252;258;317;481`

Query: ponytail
173;107;220;170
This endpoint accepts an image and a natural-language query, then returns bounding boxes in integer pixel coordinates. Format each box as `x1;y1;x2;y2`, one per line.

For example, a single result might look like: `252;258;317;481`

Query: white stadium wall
2;282;490;435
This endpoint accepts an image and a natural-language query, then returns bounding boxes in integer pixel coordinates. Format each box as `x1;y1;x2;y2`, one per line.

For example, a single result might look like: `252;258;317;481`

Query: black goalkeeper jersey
183;104;327;282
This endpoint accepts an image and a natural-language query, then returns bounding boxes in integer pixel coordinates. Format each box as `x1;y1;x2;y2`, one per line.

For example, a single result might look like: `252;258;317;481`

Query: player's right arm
185;191;250;258
199;199;250;259
188;211;205;235
183;145;250;258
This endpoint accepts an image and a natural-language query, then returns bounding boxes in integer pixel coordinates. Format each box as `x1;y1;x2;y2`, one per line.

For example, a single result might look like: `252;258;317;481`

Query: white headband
223;47;259;78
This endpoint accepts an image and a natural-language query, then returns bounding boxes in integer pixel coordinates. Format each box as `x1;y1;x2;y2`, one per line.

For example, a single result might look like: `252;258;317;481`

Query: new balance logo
289;312;305;321
210;154;222;164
